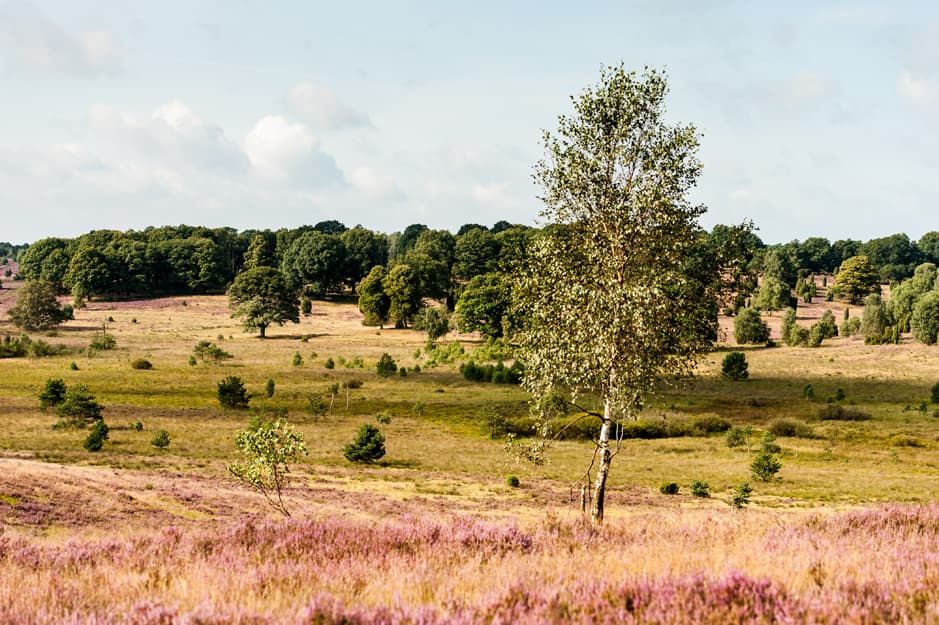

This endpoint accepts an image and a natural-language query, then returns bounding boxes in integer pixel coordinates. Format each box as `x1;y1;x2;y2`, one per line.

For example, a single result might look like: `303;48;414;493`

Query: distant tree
280;231;346;295
861;233;920;282
780;308;798;345
375;352;398;377
796;237;833;273
401;251;451;300
861;294;889;340
457;223;488;236
340;228;388;290
721;351;749;381
733;308;770;344
831;255;880;304
313;220;348;235
57;384;103;427
830;239;862;270
816;309;839;339
395;224;428;259
17;238;70;289
229;418;308;516
455;272;511;340
83;420;109;451
343;423;386;463
151;429;171;449
357;265;391;327
243;233;276;270
64;246;112;304
491;220;514;234
761;247;798;286
217;375;249;409
227;266;299;338
918;231;939;265
912;291;939;345
453;228;500;280
413;304;451;343
752;276;790;311
38;378;68;410
383;264;421;327
8;281;69;330
494;226;534;273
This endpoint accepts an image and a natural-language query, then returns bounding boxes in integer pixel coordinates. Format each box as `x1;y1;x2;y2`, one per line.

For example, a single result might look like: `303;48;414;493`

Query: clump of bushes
131;358;153;370
193;340;232;365
767;418;815;438
89;333;117;351
57;384;103;427
1;334;71;358
816;405;871;421
733;308;770;344
721;352;749;381
659;482;679;495
690;480;710;498
460;360;524;384
39;378;68;410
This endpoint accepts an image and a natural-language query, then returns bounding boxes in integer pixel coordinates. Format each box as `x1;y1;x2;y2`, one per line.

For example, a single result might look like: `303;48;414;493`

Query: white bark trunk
590;398;613;523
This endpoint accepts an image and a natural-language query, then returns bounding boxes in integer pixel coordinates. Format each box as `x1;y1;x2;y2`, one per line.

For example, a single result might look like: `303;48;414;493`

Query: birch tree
519;65;727;523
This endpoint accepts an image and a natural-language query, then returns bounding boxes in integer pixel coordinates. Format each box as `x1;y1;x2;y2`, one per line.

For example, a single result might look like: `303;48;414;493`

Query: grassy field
2;281;939;623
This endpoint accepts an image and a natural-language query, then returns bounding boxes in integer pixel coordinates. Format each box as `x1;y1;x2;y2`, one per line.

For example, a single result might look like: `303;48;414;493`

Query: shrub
835;388;846;401
690;480;710;498
760;431;781;453
133;421;143;431
217;376;249;409
151;429;171;449
725;426;752;450
345;379;363;390
375;353;397;377
69;361;79;371
89;333;116;351
131;358;153;370
690;414;731;434
721;352;749;381
375;412;392;425
193;340;232;364
57;384;102;426
891;434;925;448
83;420;109;451
840;317;861;337
506;474;520;488
292;352;303;367
228;418;307;517
802;384;815;400
307;395;327;418
731;482;753;508
460;360;524;384
38;378;67;410
265;378;275;398
767;418;814;438
912;291;939;345
398;367;408;377
343;424;386;463
931;381;939;404
301;297;312;316
324;357;335;369
733;308;770;344
751;450;782;481
659;482;679;495
816;405;870;421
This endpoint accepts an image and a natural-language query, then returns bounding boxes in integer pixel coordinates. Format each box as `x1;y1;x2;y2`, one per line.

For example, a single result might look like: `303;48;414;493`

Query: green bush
802;384;815;400
57;384;103;426
83;420;109;451
751;450;782;481
759;431;781;453
721;352;749;381
690;480;710;498
38;378;67;410
931;381;939;404
767;418;814;438
217;376;249;409
301;297;312;316
324;357;335;369
375;353;397;377
265;378;275;398
292;352;303;366
733;308;770;344
659;482;679;495
840;317;861;337
816;405;870;421
725;426;752;449
506;474;520;488
131;358;153;370
690;414;731;434
151;429;171;449
89;333;116;351
307;395;327;418
343;424;386;463
345;379;363;390
731;482;753;508
460;360;524;385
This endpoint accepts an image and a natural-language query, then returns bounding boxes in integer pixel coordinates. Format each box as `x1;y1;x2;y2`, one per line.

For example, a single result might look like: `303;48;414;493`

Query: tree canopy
832;255;880;304
227;266;299;337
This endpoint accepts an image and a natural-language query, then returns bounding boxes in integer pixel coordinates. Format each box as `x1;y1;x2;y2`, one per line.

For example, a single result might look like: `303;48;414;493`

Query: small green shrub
217;376;249;409
307;395;327;419
38;378;68;410
767;418;814;438
324;357;335;369
690;480;710;498
733;308;770;344
919;400;928;413
725;426;752;449
133;421;144;431
816;405;870;421
659;482;679;495
506;474;520;488
398;367;408;377
343;424;386;463
345;379;363;390
751;450;782;481
721;352;749;381
690;414;731;434
189;355;197;366
375;353;397;377
193;340;232;365
292;352;303;366
731;482;753;508
301;297;312;316
57;384;103;426
265;378;275;398
131;358;153;370
760;431;781;453
83;420;109;451
931;381;939;404
151;429;171;449
802;384;815;400
89;333;116;351
835;388;846;402
375;412;392;425
69;362;79;371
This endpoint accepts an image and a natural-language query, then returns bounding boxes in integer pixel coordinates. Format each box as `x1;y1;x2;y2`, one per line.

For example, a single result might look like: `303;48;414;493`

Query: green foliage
228;266;300;338
752;276;791;311
731;482;753;508
8;281;69;330
759;431;781;454
840;317;861;337
151;429;171;449
931;382;939;404
751;450;782;481
306;394;327;419
193;340;232;364
721;351;749;381
292;351;303;366
816;310;839;339
343;423;386;463
131;358;153;370
375;412;392;425
861;293;889;340
217;376;249;409
768;418;814;438
357;265;391;327
413;305;451;343
455;273;511;340
301;297;312;316
57;384;102;426
324;357;335;369
803;384;815;399
279;230;346;295
690;480;710;498
82;420;109;452
38;378;67;410
832;255;880;304
460;360;524;385
911;291;939;345
228;418;308;516
816;405;870;421
375;353;397;377
383;264;422;328
188;355;197;367
89;333;116;351
725;426;752;450
780;308;798;345
733;308;770;344
659;482;679;495
265;378;275;398
506;474;520;488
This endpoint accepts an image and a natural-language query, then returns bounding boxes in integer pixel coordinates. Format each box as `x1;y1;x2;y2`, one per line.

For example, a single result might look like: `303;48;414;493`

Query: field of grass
2;286;939;623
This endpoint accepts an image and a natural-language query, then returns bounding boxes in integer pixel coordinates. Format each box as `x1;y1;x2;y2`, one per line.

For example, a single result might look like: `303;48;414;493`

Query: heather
3;503;939;624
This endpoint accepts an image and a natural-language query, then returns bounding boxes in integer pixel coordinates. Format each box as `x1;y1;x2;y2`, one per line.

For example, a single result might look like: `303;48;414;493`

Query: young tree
8;281;69;330
227;266;299;338
733;308;770;344
229;419;308;516
357;265;391;327
519;66;730;523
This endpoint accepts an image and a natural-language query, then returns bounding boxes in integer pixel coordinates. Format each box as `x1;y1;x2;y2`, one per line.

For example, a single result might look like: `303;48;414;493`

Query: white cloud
728;188;751;202
348;166;405;201
243;115;341;185
287;82;372;130
91;100;247;173
897;69;939;116
0;0;121;76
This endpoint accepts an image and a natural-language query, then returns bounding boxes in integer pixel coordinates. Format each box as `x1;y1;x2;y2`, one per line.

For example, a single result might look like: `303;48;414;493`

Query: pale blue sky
1;1;938;244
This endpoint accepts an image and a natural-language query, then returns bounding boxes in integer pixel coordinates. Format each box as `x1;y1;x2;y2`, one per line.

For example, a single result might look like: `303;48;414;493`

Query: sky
1;1;938;245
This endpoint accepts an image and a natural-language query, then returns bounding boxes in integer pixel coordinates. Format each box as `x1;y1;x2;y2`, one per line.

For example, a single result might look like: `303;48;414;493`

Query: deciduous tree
227;266;299;338
8;281;69;330
832;255;880;304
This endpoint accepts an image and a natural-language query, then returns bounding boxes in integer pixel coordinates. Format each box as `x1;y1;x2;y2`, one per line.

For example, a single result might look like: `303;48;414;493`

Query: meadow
2;276;939;623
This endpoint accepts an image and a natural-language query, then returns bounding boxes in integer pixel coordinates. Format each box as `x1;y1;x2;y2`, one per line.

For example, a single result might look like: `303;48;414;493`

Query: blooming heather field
2;289;939;623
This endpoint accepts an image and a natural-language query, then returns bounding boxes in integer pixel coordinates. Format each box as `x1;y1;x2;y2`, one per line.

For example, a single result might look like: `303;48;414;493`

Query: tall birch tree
519;65;726;523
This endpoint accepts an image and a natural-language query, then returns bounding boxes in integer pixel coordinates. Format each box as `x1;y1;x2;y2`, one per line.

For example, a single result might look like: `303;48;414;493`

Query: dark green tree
383;264;421;328
721;351;749;380
280;231;346;295
343;423;386;463
357;265;391;327
861;293;889;340
340;228;388;290
455;272;511;340
733;308;770;344
912;291;939;345
64;246;112;304
243;232;276;270
227;266;300;338
217;375;249;409
453;228;499;280
8;281;69;330
413;304;451;343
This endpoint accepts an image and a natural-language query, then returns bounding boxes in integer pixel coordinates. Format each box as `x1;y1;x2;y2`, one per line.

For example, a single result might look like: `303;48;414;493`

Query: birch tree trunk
590;399;613;523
